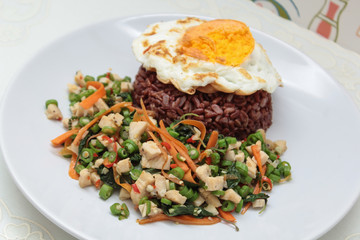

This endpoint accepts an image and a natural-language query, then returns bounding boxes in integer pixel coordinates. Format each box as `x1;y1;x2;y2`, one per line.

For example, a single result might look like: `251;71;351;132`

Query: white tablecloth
1;0;360;239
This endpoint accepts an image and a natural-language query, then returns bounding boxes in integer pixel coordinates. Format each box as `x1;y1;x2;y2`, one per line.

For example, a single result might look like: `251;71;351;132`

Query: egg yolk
180;19;255;66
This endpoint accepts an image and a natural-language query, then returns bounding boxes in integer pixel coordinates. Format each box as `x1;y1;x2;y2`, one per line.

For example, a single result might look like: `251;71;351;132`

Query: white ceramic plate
1;14;360;240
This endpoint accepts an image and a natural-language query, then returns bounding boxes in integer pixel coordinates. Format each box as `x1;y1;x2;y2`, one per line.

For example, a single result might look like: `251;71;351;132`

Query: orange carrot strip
112;165;132;192
69;154;79;180
73;102;132;146
171;119;206;151
137;214;221;225
51;129;79;146
79;81;106;109
206;130;218;149
251;145;265;177
241;181;261;215
183;169;197;184
132;111;143;122
218;208;237;222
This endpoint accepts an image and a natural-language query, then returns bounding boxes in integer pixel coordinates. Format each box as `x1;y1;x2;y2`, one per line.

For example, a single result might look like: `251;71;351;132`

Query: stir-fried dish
46;71;290;228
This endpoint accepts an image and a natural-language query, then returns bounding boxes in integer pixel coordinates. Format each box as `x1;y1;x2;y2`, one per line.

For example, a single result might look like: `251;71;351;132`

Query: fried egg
132;17;282;95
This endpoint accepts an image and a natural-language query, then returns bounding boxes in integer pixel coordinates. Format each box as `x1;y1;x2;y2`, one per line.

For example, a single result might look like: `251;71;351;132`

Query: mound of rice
132;67;272;140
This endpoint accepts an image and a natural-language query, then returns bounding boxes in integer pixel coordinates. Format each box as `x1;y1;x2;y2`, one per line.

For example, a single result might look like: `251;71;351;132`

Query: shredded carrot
279;174;291;183
137;214;221;225
183;169;197;184
132;111;143;122
79;81;106;109
251;145;264;177
72;102;132;147
206;130;218;149
51;129;79;146
69;154;79;180
171;119;206;151
112;165;132;192
103;158;113;168
241;181;261;215
218;208;237;222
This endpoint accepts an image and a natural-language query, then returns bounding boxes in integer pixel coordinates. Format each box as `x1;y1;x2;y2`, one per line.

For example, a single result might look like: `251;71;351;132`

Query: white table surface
1;0;360;239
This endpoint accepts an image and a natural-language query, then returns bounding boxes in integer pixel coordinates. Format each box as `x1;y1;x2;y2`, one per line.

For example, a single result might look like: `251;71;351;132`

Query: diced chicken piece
67;83;81;94
141;154;171;170
195;164;224;191
138;201;163;217
88;85;97;91
193;195;205;207
191;127;201;141
265;139;276;151
141;141;162;160
258;150;269;166
74;71;85;87
245;140;262;156
274;140;287;155
220;189;242;204
165;190;187;205
246;157;257;179
195;164;211;182
70;102;94;117
106;142;121;152
96;135;113;148
98;115;117;129
99;77;111;87
62;118;70;129
204;204;219;215
90;172;101;187
129;121;148;142
235;152;245;162
205;176;225;191
94;158;104;168
224;149;236;161
67;143;79;155
45;104;63;120
108;113;124;127
79;169;91;188
130;171;154;205
119;188;131;200
120;82;133;93
154;174;167;198
94;98;109;111
257;129;266;140
112;73;122;81
199;188;221;207
252;199;266;209
149;116;157;126
116;158;131;174
228;141;242;150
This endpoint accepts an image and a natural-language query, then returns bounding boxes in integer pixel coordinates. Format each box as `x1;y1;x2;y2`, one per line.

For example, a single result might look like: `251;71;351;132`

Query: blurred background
251;0;360;53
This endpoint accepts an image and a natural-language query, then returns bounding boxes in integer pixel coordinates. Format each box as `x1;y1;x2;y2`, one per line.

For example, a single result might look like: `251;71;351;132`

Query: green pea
45;99;58;108
210;152;220;165
99;184;113;200
101;126;117;136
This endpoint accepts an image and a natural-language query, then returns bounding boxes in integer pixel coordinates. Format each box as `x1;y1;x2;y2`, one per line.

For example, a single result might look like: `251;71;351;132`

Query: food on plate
132;17;282;139
48;70;290;228
45;99;63;120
